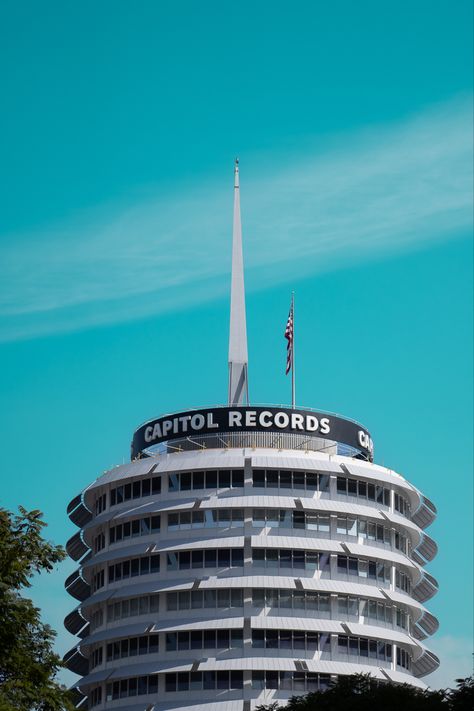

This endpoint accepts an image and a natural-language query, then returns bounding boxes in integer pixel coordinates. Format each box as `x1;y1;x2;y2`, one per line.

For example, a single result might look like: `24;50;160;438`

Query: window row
92;569;104;592
106;634;159;661
108;554;160;582
395;569;412;594
165;629;243;651
110;476;161;507
251;671;331;692
95;493;106;515
337;635;393;662
168;508;244;530
337;595;408;629
337;477;390;506
96;511;408;558
107;594;160;622
394;492;410;517
89;688;102;707
106;675;158;700
252;548;330;571
90;647;103;670
165;671;243;692
168;469;244;491
252;629;330;651
252;588;330;612
167;589;243;611
397;646;412;670
167;548;243;570
253;469;329;492
337;555;391;584
109;515;160;544
90;609;103;631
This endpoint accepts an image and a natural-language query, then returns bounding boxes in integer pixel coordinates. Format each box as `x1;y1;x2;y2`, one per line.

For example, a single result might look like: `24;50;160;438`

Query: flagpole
291;291;295;409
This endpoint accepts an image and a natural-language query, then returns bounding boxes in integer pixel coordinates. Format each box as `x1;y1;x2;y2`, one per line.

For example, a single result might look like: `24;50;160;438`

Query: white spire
228;158;249;405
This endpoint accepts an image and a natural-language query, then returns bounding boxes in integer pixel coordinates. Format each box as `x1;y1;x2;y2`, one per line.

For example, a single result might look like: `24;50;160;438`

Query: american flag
284;300;294;375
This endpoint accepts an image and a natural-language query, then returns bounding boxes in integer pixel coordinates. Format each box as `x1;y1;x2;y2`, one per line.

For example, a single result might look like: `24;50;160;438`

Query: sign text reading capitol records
143;408;332;443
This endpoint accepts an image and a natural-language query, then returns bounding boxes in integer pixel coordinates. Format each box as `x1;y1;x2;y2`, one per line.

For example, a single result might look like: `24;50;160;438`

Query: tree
0;506;75;711
255;673;474;711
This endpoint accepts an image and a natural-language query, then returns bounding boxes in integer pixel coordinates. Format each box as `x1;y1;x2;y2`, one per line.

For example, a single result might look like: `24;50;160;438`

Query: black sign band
131;406;373;461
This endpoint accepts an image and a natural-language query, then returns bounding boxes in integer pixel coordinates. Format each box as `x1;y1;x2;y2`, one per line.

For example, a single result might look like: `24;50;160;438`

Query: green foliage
0;507;75;711
255;673;474;711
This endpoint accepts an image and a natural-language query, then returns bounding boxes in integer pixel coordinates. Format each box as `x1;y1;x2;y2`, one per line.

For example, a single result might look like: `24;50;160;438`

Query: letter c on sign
259;411;273;427
144;426;153;443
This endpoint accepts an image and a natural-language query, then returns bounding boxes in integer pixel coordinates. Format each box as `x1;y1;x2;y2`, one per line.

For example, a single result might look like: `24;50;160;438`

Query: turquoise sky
0;0;472;689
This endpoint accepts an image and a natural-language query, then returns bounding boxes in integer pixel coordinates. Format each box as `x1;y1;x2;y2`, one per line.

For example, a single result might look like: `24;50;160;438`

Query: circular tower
64;163;439;710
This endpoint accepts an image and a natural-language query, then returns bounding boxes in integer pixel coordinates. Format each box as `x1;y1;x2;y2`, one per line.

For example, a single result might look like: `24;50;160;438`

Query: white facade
64;431;439;710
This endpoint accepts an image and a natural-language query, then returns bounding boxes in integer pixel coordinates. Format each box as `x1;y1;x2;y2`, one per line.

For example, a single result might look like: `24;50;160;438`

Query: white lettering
358;430;374;453
207;412;219;429
228;410;242;427
274;411;290;428
178;415;191;432
320;417;330;435
162;419;173;436
245;410;257;426
291;413;304;430
190;413;205;430
144;426;154;443
259;410;273;427
152;422;162;439
306;415;319;432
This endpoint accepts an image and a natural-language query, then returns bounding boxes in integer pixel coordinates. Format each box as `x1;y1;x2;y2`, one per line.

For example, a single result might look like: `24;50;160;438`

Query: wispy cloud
0;96;472;342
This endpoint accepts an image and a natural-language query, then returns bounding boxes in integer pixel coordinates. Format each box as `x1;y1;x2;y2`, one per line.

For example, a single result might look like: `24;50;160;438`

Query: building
64;161;439;710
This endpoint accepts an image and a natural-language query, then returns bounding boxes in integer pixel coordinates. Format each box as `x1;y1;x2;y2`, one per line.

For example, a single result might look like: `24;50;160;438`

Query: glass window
218;549;230;567
181;472;192;490
142;478;151;496
205;470;217;489
165;674;176;692
193;471;204;489
205;550;217;567
293;471;305;490
218;470;231;488
267;470;279;488
230;671;243;689
132;481;141;499
180;551;190;569
203;671;215;690
253;470;265;487
232;469;244;487
167;474;179;490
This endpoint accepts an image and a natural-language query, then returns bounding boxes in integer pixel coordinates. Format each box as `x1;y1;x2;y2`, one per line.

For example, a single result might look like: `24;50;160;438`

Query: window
167;548;244;571
110;477;161;506
337;635;392;662
252;549;330;572
165;671;243;692
168;509;243;531
168;469;244;492
95;493;107;515
252;469;330;492
108;555;160;583
106;635;159;662
251;672;331;692
110;515;160;544
166;629;243;652
106;676;159;700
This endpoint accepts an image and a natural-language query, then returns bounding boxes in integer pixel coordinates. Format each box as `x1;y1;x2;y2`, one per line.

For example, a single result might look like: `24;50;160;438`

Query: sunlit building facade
64;163;439;711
